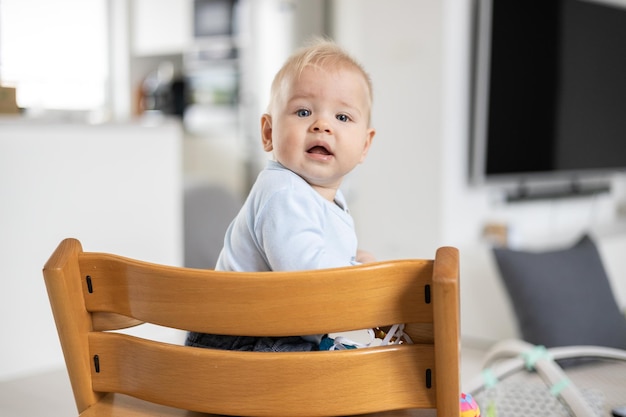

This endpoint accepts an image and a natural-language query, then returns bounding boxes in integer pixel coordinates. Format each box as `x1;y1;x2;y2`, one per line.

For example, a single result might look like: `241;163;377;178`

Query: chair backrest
43;238;460;417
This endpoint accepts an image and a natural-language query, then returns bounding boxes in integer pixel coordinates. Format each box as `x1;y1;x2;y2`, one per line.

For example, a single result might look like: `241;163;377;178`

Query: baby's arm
356;249;376;264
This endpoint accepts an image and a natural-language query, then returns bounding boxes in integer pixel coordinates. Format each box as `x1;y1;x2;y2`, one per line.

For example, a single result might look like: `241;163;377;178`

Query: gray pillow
493;235;626;349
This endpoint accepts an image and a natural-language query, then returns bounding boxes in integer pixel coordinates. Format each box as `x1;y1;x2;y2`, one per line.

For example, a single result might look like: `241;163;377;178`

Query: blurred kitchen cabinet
132;0;193;56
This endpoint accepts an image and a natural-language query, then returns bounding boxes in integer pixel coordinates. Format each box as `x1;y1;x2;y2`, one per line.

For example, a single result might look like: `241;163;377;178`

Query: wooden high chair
43;238;460;416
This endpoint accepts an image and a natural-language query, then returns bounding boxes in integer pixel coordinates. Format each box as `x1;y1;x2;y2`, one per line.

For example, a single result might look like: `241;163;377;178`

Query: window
0;0;107;112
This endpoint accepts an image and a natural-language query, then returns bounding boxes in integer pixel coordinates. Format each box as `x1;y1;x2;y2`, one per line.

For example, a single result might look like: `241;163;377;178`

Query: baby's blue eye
296;109;310;117
336;114;349;122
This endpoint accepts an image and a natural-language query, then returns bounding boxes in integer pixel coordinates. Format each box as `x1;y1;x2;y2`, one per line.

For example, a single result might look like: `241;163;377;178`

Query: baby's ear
261;114;273;152
359;127;376;163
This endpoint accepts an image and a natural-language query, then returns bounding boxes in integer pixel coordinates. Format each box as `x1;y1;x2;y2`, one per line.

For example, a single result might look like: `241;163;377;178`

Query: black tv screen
471;0;626;188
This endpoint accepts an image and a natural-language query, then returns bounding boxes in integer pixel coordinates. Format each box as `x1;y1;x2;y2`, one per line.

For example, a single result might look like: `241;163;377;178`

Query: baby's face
261;65;375;200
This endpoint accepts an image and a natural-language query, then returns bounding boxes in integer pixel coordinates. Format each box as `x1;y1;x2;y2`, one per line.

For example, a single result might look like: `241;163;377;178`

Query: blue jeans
185;332;317;352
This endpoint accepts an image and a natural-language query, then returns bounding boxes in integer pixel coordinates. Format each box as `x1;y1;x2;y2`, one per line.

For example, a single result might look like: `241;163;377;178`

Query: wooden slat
89;332;436;417
80;254;434;336
79;393;437;417
42;238;105;413
92;312;144;331
78;393;214;417
432;247;461;417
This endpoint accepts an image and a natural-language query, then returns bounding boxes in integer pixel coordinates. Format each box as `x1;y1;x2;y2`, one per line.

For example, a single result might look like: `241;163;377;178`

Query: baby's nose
311;119;332;133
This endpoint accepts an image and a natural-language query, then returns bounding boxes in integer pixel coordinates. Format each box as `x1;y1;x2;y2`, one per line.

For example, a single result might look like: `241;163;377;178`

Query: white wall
332;0;626;344
0;118;184;381
332;0;445;259
237;0;327;183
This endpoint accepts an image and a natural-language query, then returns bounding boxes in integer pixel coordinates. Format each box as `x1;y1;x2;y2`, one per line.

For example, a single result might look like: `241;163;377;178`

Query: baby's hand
356;249;376;264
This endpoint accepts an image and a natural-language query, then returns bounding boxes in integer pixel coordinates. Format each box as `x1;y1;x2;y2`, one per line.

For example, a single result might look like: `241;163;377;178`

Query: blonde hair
267;37;373;119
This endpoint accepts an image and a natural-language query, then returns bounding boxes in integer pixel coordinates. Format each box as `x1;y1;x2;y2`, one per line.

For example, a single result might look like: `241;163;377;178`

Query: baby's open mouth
307;145;332;155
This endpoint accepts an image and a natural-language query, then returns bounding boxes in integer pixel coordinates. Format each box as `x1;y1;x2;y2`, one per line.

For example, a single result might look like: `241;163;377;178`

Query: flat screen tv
470;0;626;199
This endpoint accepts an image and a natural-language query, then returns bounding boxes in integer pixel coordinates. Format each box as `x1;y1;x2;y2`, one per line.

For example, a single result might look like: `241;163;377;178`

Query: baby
186;38;376;352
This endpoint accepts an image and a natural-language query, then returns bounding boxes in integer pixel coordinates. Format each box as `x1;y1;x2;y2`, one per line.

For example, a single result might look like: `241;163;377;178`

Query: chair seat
79;393;437;417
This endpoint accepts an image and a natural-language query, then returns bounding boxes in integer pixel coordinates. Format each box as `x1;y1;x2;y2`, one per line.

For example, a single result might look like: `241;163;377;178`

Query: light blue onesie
216;159;359;272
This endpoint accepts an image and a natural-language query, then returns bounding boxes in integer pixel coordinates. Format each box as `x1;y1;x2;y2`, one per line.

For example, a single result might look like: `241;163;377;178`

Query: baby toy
461;392;481;417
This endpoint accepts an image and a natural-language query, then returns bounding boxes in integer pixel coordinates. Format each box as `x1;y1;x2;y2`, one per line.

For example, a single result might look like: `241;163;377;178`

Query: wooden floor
0;345;486;417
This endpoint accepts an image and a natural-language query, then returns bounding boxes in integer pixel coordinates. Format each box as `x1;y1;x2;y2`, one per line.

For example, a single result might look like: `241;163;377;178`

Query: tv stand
505;180;611;203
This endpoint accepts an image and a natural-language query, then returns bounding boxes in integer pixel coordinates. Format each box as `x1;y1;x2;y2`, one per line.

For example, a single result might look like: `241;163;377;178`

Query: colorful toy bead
460;392;481;417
